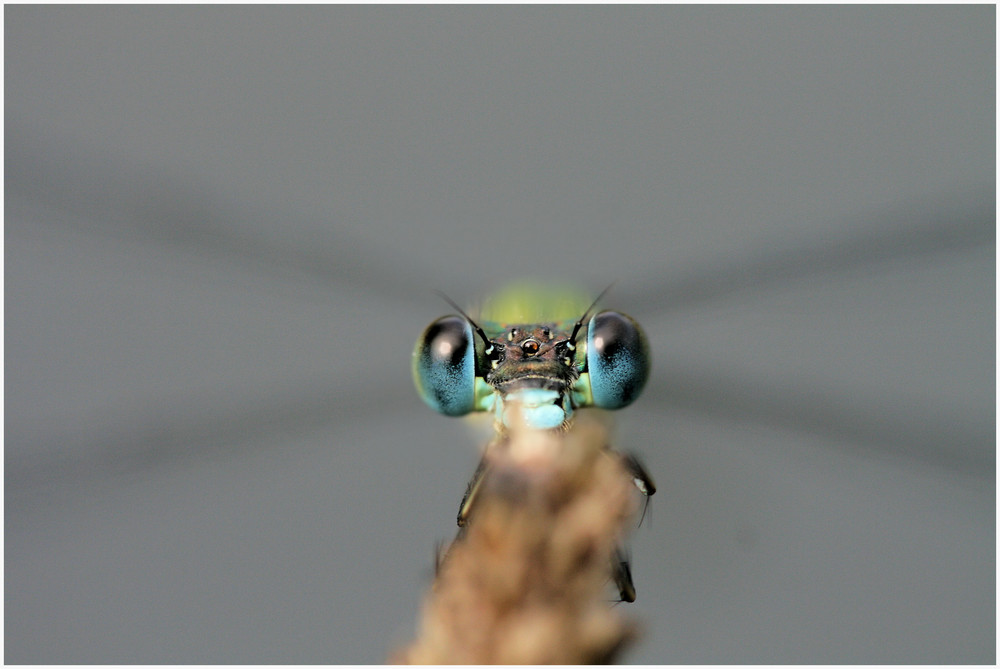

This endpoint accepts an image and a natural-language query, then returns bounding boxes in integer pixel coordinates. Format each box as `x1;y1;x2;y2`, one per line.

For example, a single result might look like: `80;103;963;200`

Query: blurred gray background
5;6;994;663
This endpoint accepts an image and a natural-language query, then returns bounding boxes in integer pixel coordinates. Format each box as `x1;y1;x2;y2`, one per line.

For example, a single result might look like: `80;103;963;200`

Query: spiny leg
457;451;490;527
621;451;656;527
610;451;655;603
590;449;654;603
611;546;636;604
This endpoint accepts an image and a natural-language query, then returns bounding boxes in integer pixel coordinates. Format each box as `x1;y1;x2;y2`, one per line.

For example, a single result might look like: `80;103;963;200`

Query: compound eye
412;315;476;416
586;311;650;409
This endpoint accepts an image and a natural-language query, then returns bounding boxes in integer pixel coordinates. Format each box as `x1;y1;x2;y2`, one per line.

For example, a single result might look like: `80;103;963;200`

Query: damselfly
413;283;656;602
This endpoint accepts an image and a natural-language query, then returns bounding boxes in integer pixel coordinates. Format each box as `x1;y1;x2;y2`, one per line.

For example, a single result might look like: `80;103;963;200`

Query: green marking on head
479;280;593;325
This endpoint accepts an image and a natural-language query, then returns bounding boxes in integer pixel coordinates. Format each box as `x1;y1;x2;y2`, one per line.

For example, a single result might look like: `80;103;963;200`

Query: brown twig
392;410;639;664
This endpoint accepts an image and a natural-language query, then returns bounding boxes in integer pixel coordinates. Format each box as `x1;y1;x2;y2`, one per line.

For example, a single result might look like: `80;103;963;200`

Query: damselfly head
413;286;650;429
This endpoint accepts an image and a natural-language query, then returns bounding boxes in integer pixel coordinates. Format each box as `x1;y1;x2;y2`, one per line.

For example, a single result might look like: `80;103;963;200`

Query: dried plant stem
393;410;639;664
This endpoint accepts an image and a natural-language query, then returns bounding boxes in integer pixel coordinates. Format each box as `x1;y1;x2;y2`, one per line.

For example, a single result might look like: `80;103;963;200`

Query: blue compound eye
413;315;477;416
586;311;650;409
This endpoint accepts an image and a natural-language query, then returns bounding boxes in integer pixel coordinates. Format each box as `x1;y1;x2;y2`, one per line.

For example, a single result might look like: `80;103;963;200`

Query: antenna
568;283;615;347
